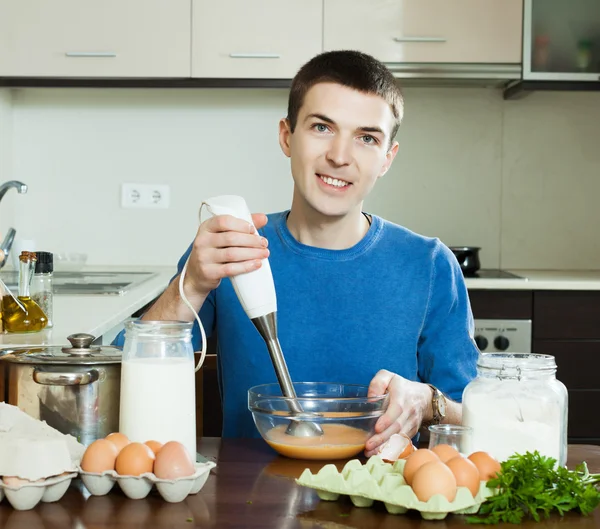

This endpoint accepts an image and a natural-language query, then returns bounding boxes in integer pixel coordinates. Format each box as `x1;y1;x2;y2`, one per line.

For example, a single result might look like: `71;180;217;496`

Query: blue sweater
114;211;479;438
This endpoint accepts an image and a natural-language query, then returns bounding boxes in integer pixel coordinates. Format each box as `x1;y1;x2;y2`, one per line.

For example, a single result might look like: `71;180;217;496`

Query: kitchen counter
0;265;175;348
0;438;597;528
466;269;600;290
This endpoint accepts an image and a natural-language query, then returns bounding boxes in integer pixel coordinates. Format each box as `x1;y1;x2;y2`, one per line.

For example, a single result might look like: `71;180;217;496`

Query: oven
473;319;532;353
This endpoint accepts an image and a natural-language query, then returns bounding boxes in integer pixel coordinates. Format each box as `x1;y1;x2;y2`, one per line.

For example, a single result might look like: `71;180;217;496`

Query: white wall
5;86;600;270
0;90;14;228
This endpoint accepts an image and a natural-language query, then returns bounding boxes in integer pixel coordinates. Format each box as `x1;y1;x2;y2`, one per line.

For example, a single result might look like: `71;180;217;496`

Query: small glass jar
462;353;567;466
119;321;197;460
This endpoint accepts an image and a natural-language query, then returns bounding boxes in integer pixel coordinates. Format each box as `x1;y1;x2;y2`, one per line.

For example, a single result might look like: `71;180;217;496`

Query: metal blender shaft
252;313;323;437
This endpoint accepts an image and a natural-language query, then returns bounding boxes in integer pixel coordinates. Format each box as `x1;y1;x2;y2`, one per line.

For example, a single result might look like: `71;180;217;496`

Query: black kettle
449;246;481;276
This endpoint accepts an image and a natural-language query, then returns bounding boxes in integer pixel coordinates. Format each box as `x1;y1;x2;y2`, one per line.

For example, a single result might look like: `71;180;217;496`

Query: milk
119;357;197;460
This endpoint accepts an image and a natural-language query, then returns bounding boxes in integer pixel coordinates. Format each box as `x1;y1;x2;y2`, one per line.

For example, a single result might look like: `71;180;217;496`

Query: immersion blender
202;195;323;438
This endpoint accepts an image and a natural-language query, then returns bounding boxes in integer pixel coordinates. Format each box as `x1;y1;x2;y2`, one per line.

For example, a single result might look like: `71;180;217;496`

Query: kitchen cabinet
0;0;191;78
191;0;323;79
324;0;523;65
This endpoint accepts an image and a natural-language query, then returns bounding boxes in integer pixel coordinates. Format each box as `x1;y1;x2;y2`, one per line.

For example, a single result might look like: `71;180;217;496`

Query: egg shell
431;444;460;463
402;449;440;485
105;433;131;454
412;460;457;502
81;439;119;473
115;443;155;477
468;451;502;481
377;433;416;462
154;441;196;480
145;440;164;455
445;456;480;497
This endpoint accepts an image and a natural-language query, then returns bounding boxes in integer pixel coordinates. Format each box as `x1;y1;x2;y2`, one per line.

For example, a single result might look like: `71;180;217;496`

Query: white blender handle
202;195;277;320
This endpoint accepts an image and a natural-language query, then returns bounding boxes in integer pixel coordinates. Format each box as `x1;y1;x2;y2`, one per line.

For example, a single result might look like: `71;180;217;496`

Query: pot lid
0;333;122;365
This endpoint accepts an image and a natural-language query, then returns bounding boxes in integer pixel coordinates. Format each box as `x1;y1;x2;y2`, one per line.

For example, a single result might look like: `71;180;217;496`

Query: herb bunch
467;450;600;524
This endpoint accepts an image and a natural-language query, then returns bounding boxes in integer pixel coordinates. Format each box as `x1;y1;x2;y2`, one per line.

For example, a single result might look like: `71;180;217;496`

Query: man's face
279;82;399;218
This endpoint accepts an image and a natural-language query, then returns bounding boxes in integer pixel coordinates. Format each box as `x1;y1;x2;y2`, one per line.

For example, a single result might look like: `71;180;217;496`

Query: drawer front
324;0;522;64
192;0;323;79
567;390;600;440
534;291;600;340
468;290;532;320
0;0;191;78
533;340;600;390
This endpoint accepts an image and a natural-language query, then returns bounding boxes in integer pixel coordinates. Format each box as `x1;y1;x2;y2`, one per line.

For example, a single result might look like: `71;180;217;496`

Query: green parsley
467;451;600;524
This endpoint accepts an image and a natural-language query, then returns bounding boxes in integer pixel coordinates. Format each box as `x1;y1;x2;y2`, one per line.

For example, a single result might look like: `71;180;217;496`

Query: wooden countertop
0;439;598;528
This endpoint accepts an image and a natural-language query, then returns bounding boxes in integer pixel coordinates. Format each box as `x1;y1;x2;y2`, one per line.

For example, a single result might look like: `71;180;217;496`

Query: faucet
0;180;28;269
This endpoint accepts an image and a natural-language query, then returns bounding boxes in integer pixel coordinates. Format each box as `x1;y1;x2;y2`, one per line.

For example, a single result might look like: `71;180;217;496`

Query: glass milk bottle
462;353;568;466
119;321;197;460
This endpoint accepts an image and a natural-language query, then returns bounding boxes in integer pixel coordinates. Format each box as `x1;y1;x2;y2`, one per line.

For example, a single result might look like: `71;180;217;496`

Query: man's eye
362;135;377;144
313;123;329;133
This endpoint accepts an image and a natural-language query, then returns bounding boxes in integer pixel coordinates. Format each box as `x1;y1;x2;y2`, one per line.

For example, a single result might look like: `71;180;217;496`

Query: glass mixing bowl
248;382;389;460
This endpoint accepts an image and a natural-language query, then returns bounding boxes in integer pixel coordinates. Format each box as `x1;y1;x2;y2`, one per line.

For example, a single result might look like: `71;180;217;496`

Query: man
115;50;478;456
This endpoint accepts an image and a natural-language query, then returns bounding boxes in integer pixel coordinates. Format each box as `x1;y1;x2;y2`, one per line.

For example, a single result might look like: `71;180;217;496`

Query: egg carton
296;456;496;520
79;461;216;503
0;472;77;511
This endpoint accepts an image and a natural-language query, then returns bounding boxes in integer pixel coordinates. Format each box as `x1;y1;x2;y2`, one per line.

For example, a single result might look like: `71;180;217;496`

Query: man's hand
363;369;432;457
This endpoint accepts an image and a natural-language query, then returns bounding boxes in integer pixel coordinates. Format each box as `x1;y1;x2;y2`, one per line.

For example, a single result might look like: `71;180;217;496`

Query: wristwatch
427;384;447;425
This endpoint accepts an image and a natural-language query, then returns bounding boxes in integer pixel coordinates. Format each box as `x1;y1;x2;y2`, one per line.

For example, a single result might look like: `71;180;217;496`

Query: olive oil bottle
3;251;48;333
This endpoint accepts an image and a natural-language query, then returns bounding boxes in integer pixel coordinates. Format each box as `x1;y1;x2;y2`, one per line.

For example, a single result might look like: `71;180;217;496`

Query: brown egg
445;456;481;497
115;442;155;476
154;441;196;480
106;432;131;454
145;440;164;455
81;439;119;473
468;451;502;481
402;449;440;485
412;460;457;502
431;443;460;463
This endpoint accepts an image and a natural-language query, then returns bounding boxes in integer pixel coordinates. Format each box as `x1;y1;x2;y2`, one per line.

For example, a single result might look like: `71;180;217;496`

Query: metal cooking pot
0;333;122;446
449;246;481;276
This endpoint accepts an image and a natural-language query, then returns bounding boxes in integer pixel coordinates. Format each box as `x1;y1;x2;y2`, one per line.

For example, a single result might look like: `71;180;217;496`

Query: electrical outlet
121;183;170;209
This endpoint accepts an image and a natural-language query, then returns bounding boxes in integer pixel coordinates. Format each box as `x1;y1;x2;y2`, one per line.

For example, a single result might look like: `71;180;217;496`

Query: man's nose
326;135;352;167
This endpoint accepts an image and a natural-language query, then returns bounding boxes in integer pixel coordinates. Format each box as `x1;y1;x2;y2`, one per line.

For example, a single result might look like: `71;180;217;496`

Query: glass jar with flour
462;353;567;466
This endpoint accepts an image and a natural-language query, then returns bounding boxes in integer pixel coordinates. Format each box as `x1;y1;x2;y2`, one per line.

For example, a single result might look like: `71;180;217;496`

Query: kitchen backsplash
0;86;598;270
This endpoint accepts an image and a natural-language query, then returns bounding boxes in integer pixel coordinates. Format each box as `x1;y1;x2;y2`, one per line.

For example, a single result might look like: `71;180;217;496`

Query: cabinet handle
393;37;447;43
65;52;117;58
229;53;281;59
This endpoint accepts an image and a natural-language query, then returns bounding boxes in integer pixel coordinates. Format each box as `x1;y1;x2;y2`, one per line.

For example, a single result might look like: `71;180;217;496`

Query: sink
0;271;157;295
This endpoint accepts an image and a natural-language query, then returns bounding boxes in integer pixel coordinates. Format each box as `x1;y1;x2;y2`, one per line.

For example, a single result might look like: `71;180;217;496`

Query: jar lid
0;333;122;365
34;251;53;274
477;353;556;376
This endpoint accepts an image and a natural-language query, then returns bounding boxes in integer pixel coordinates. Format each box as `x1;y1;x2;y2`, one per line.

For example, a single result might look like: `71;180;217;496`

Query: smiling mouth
317;174;351;188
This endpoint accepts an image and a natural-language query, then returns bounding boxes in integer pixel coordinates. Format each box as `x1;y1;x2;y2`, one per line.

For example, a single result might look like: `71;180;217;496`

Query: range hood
504;0;600;99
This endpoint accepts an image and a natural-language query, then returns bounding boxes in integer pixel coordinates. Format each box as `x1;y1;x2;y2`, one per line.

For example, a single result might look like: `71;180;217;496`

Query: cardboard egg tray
296;456;496;520
0;472;78;511
79;461;216;503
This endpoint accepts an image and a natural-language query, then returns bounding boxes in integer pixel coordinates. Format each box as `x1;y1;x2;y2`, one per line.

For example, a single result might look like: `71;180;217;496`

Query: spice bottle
2;251;48;333
30;251;54;328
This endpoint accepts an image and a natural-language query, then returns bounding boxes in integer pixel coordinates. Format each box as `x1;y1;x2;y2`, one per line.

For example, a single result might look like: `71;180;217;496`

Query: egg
445;455;481;497
402;449;440;485
376;433;416;462
115;442;155;476
431;443;460;463
411;460;457;502
468;451;502;481
81;439;119;473
105;432;131;454
154;441;196;480
145;440;164;455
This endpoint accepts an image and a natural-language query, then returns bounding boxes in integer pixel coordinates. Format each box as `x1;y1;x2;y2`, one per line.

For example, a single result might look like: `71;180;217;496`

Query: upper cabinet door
192;0;323;78
0;0;191;77
324;0;523;64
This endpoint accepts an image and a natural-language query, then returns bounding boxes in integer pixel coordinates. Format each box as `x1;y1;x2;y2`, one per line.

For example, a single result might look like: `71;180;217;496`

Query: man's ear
378;140;399;178
279;118;292;158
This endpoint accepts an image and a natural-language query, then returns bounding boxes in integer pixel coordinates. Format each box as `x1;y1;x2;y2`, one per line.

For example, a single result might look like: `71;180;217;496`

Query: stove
464;269;526;280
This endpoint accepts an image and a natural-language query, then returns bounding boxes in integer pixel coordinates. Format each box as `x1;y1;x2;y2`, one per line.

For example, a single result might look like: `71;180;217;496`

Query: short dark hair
287;50;404;147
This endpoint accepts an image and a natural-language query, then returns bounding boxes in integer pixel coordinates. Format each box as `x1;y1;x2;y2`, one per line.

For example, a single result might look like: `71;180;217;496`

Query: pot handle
33;369;100;386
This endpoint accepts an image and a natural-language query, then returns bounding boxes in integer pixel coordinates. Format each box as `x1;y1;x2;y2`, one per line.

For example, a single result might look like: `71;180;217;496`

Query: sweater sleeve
111;242;217;352
416;241;479;402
